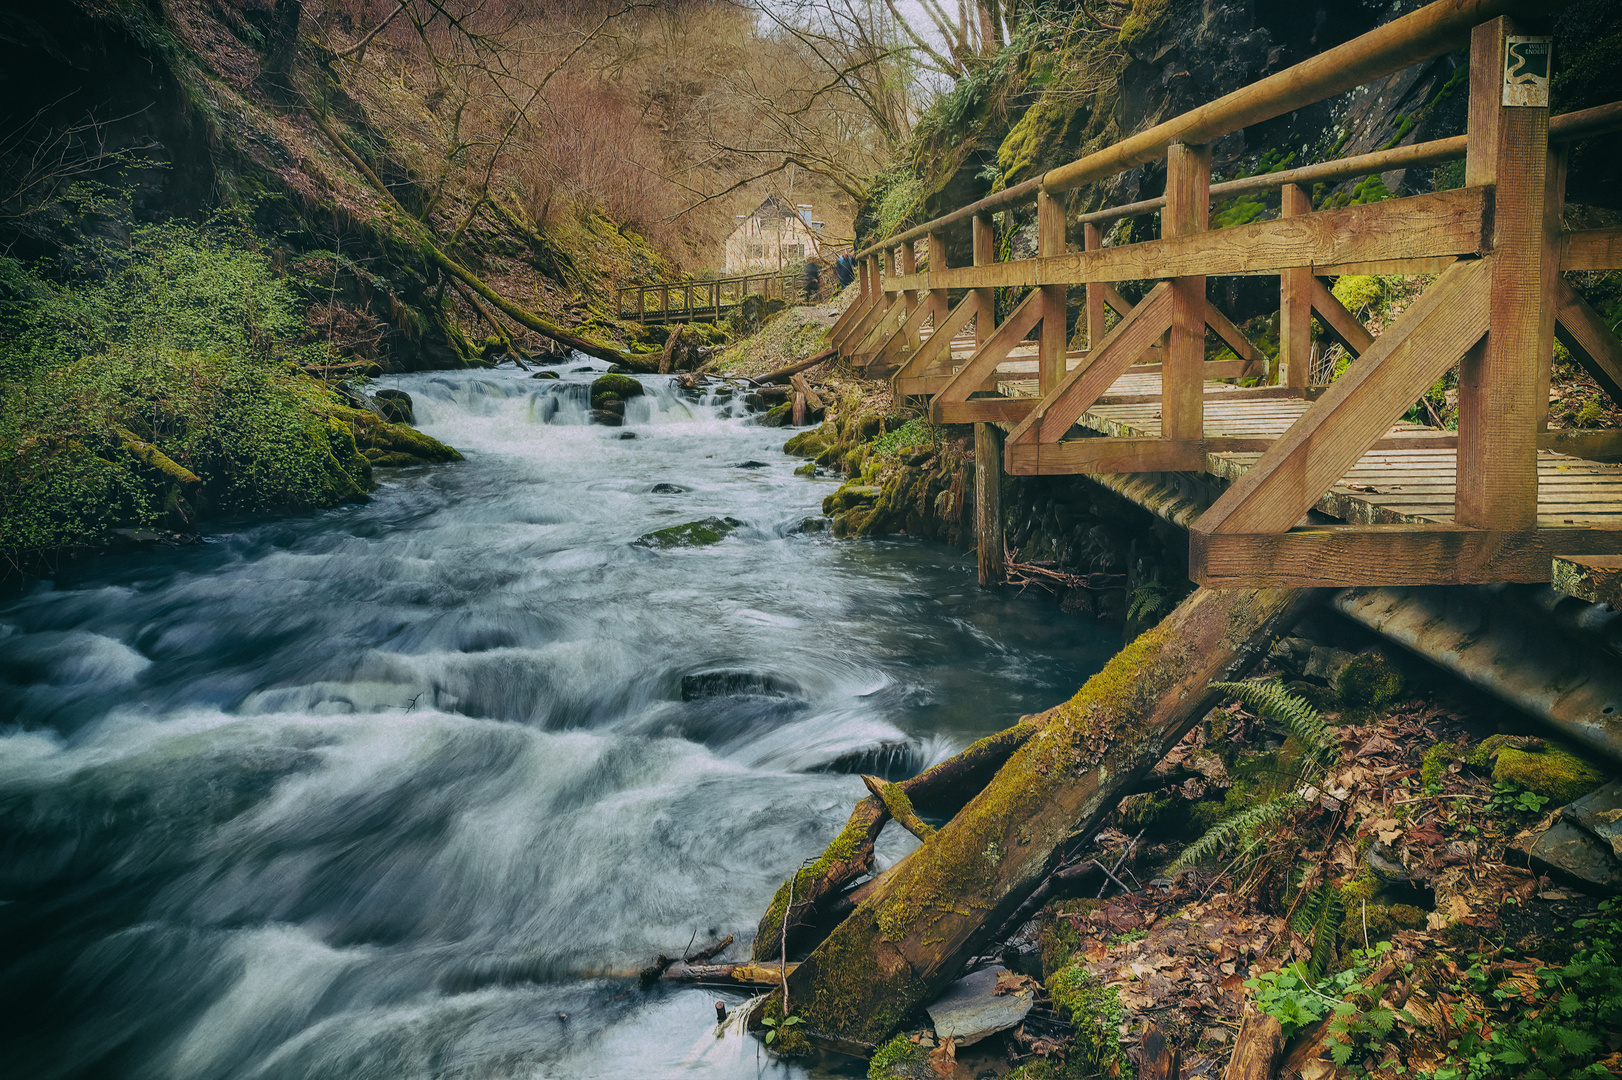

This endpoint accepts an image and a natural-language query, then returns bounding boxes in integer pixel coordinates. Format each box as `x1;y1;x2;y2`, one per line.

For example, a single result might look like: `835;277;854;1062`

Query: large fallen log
783;586;1318;1045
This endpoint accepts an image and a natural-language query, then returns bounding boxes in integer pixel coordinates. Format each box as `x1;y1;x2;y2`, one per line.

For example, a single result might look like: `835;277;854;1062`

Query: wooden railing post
1538;144;1568;430
639;287;646;320
1163;142;1211;443
973;213;994;349
975;422;1004;586
927;231;948;329
1038;190;1068;394
1084;222;1105;349
901;241;920;350
1278;183;1312;389
1456;14;1550;531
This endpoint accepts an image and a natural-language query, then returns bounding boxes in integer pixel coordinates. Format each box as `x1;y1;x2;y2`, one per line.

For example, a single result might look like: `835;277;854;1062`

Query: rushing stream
0;362;1120;1079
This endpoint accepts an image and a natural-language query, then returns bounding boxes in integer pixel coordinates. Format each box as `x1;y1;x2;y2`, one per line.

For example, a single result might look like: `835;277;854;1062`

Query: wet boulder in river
636;516;742;548
531;370;560;380
680;669;801;701
590;373;645;411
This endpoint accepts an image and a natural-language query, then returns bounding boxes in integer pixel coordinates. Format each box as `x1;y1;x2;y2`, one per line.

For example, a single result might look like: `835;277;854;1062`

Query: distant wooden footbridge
617;271;797;325
825;0;1622;594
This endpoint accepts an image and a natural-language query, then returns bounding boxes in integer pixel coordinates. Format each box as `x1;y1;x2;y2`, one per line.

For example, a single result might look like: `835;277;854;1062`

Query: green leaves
760;1013;803;1045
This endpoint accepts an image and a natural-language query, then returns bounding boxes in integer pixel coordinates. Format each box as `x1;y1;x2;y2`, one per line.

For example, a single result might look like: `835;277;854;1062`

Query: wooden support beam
1008;283;1175;445
930;290;1045;416
973;213;995;349
1455;15;1548;532
1552;274;1622;406
1537;428;1622;461
848;296;907;360
927;231;949;328
1204;298;1263;369
1279;183;1314;389
892;292;982;387
1191;524;1622;588
1551;554;1622;604
1038;191;1068;394
1306;273;1375;355
1165;142;1211;442
1562;228;1622;271
975;423;1004;586
1193;257;1491;537
873;291;938;368
885;189;1487;293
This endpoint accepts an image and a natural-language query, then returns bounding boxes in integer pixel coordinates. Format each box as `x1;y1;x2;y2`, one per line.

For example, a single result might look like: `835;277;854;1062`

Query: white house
722;195;824;275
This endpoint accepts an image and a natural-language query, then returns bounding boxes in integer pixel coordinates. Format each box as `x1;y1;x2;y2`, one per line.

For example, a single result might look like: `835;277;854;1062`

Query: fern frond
1171;794;1303;870
1210;679;1335;760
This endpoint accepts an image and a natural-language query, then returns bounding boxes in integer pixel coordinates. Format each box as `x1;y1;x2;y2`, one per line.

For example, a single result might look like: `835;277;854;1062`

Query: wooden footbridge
618;271;792;324
826;0;1622;592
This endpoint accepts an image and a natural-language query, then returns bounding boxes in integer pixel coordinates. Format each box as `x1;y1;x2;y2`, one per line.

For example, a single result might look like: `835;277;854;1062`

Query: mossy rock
362;449;425;468
867;1034;931;1080
590;373;645;409
1338;902;1428;948
1492;741;1608;804
761;402;794;428
824;483;881;516
1336;653;1405;708
793;461;816;477
784;422;835;458
531;370;560;380
635;516;741;548
372;389;414;424
360;417;462;463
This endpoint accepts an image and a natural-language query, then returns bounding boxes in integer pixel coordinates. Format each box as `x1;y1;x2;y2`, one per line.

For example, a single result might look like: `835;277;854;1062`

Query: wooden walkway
825;0;1622;590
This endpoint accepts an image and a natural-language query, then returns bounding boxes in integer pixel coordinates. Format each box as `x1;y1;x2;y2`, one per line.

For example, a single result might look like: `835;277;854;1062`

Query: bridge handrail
857;0;1563;259
615;271;791;317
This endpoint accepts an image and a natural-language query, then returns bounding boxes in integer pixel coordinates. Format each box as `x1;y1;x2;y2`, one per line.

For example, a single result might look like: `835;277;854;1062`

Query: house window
784;244;804;261
747;243;765;259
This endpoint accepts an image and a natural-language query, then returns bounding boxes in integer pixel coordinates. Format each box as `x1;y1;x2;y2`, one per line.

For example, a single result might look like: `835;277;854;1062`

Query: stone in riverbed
680;669;801;701
636;516;743;548
924;966;1035;1047
372;389;414;424
649;483;689;494
531;370;560;380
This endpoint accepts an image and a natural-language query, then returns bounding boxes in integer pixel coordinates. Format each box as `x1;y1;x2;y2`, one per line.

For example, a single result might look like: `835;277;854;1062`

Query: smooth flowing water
0;362;1119;1079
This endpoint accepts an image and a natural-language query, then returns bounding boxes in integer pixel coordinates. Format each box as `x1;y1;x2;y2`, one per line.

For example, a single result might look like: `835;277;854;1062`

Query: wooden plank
1190;524;1622;588
1009;284;1174;445
1094;386;1305;407
887;189;1488;292
1306;273;1375;355
1455;15;1547;532
937;398;1037;424
1279;184;1314;389
1193;257;1491;536
1204;298;1263;369
891;292;982;386
1538;147;1567;428
848;296;908;361
975;424;1004;585
1008;437;1209;475
838;290;892;355
1124;359;1250;380
1165;142;1211;443
1038;191;1068;394
1553;277;1622;404
1538;428;1622;461
1562;228;1622;271
931;290;1045;411
1551;554;1622;604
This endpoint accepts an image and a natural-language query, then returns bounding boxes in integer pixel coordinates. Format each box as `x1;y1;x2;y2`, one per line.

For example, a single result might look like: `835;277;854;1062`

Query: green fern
1126;580;1170;624
1209;679;1335;762
1170;681;1337;874
1289;884;1346;981
1171;795;1303;870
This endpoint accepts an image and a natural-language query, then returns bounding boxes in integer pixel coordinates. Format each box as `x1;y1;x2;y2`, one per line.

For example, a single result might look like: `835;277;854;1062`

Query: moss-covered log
114;427;201;487
784;586;1319;1045
752;718;1044;961
863;776;934;841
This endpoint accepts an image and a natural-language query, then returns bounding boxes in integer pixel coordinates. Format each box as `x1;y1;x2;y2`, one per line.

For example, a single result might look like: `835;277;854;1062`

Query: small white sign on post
1503;36;1553;107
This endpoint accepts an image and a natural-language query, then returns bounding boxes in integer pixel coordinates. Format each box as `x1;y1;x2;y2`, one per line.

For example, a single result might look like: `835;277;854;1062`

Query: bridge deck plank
1024;368;1622;532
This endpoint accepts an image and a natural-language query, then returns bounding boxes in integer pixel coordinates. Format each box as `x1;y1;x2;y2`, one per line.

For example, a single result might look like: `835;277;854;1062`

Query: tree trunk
784;586;1319;1045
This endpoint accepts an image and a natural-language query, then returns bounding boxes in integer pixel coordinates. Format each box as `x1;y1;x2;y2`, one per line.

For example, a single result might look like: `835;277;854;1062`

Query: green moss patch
1492;742;1608;805
635;517;740;548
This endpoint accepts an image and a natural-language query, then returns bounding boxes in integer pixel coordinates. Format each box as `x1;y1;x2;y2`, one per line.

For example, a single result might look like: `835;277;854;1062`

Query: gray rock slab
925;965;1034;1047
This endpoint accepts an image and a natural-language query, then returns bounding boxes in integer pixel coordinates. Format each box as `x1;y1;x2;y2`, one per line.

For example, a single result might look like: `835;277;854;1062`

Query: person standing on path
834;250;854;289
803;259;821;302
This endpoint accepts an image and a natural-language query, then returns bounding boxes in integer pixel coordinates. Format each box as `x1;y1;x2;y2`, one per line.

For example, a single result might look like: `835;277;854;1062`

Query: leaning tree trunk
784;586;1319;1046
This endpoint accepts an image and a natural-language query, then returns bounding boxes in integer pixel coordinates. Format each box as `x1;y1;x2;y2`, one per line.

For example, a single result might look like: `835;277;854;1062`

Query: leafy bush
0;215;393;568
